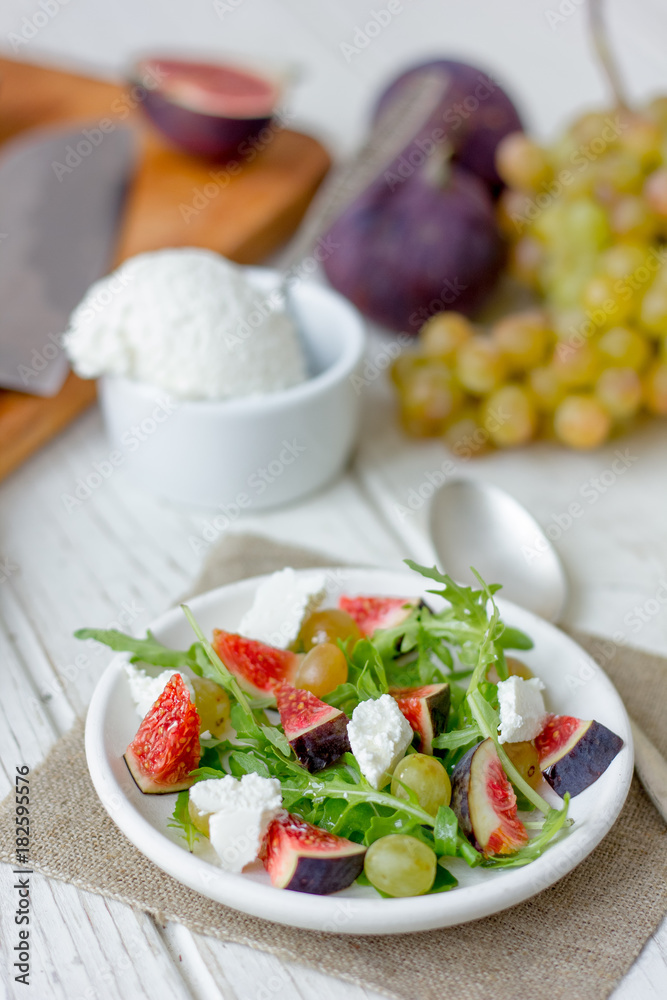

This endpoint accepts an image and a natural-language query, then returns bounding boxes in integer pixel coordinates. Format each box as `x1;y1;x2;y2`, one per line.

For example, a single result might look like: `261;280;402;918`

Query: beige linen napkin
1;532;666;1000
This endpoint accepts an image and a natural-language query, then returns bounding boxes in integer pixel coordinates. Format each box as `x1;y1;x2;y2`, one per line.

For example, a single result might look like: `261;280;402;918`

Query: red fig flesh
263;813;366;894
274;681;351;772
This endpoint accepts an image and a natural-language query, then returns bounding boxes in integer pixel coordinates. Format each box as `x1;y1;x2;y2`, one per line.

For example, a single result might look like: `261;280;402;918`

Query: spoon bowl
429;478;567;623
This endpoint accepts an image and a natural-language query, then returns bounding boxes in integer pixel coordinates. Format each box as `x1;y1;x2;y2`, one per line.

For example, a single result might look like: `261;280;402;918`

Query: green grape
644;361;667;415
503;741;541;790
598;242;649;280
188;797;212;837
597;326;650;370
364;835;437;897
481;385;537;447
497;188;534;239
399;363;463;436
638;283;667;335
443;409;491;458
569;110;618;147
294;643;348;698
610;196;657;242
534;198;609;251
391;754;451;817
617;112;663;170
456;336;506;395
553;394;612;449
191;676;230;738
552;341;601;388
580;274;633;326
491;310;550;371
419;312;473;359
495;132;552;191
527;365;566;412
645;95;667;129
390;352;425;389
644;168;667;217
508;236;544;288
298;609;361;651
593;151;644;202
595;367;643;419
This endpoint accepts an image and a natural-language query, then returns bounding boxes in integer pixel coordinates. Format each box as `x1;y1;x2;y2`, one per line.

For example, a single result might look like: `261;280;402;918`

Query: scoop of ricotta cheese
64;248;307;401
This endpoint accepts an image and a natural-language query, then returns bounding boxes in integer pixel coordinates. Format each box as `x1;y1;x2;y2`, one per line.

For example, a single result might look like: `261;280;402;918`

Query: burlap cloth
2;533;666;1000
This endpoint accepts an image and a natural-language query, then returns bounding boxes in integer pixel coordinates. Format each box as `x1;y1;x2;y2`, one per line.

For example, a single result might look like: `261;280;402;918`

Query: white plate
85;568;633;935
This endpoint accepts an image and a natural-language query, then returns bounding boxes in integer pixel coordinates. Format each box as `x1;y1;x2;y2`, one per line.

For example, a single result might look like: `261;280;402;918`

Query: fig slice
451;738;529;856
535;714;624;797
274;681;351;773
389;682;450;755
338;594;420;637
212;630;300;699
263;813;366;894
124;674;200;794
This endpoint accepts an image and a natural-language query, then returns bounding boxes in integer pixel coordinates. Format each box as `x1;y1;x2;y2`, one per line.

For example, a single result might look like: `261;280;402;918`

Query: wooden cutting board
0;57;331;481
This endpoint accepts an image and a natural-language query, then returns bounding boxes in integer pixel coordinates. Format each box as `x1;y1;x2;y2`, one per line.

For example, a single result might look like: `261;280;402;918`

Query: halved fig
212;630;300;699
124;674;200;794
389;683;450;755
535;714;624;798
263;813;366;894
451;738;528;856
274;681;350;773
338;595;420;637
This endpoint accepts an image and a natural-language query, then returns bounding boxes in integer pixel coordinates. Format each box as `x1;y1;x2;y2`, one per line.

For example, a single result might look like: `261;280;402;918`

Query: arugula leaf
432;725;482;751
168;790;200;850
433;805;458;855
431;863;459;892
75;627;199;670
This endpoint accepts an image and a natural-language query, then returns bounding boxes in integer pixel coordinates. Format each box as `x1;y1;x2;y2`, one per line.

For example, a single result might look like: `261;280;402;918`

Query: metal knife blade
0;123;137;396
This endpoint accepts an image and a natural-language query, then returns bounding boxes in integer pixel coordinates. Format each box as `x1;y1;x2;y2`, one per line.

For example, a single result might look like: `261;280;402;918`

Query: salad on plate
78;561;624;899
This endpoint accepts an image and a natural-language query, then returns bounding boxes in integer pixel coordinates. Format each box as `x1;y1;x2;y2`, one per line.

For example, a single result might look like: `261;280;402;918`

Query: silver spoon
429;476;667;823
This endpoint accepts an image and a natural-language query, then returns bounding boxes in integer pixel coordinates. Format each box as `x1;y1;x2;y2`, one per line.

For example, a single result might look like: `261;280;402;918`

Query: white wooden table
1;328;667;999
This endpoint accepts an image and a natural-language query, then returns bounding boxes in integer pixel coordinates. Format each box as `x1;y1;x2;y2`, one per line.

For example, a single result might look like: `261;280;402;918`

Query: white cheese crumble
64;248;307;401
238;568;326;648
497;675;547;744
347;694;413;789
124;663;195;719
191;774;282;872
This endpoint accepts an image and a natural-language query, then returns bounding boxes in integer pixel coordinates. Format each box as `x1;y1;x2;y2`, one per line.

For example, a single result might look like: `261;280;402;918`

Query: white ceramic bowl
98;269;365;509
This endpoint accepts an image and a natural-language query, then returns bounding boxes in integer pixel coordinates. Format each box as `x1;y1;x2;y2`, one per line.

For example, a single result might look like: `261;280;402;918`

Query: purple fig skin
289;713;351;773
450;740;482;848
323;164;504;333
373;58;523;195
137;87;273;161
543;720;624;798
283;849;366;894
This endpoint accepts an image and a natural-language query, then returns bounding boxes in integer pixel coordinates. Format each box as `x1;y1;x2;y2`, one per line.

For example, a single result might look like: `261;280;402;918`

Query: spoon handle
629;717;667;824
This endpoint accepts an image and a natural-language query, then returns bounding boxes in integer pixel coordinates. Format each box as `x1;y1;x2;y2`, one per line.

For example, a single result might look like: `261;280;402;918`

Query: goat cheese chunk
497;675;547;744
125;663;195;719
238;568;326;649
192;774;282;872
347;694;413;789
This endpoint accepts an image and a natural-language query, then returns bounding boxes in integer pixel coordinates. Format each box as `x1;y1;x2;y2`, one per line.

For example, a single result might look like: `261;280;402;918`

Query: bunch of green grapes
392;102;667;452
